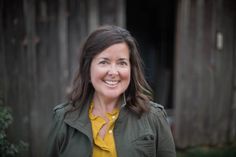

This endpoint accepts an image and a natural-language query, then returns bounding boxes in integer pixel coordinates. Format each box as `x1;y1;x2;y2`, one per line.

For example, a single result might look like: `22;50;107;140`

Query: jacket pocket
132;134;155;157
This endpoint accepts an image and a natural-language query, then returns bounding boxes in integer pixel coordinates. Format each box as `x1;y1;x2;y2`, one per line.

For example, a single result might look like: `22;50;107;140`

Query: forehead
94;43;130;59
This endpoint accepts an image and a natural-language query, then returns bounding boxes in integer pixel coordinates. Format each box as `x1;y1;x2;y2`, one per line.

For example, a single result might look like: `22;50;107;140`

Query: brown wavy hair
68;25;152;116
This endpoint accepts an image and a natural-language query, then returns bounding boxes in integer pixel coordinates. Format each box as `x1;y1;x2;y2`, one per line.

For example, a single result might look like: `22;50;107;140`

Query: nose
107;65;119;75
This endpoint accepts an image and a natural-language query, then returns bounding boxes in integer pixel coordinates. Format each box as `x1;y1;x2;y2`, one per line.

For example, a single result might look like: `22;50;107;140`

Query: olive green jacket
45;100;176;157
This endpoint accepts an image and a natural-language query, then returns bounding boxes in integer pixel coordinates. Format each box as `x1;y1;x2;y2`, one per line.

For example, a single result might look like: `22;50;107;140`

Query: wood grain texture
174;0;236;148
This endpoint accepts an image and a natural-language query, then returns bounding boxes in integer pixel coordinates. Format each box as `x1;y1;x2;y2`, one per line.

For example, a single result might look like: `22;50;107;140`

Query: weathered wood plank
116;0;126;27
227;0;236;143
23;0;39;156
99;0;125;27
174;0;192;147
58;0;69;100
232;31;236;141
99;0;117;25
88;0;99;32
68;0;88;79
0;0;7;99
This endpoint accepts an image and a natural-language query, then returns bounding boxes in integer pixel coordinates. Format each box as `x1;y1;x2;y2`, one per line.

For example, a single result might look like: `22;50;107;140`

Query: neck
92;94;120;115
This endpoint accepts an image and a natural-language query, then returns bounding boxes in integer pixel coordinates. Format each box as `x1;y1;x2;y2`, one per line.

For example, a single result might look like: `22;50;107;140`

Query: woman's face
90;43;131;101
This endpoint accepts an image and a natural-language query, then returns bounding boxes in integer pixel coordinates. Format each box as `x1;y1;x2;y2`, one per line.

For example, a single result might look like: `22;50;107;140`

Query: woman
46;25;176;157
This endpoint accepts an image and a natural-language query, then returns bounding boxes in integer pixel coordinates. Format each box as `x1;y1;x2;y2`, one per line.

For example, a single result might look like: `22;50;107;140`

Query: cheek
121;69;131;83
126;68;131;88
90;66;106;83
90;64;99;84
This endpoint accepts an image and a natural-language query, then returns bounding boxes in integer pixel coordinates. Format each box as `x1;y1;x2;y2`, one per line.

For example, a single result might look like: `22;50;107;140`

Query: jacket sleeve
152;105;176;157
45;105;67;157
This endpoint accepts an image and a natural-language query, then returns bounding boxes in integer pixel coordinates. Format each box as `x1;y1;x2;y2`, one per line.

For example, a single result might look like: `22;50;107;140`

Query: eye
118;61;128;66
99;60;108;65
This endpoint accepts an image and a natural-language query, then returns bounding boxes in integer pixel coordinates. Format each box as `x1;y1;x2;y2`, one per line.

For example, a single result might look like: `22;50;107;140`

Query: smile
104;80;120;87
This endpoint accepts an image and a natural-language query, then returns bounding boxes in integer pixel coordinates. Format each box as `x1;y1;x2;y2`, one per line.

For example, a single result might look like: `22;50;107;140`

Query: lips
104;80;120;87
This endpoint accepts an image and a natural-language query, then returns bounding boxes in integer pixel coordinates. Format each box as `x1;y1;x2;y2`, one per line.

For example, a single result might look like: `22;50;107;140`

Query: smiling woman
45;25;176;157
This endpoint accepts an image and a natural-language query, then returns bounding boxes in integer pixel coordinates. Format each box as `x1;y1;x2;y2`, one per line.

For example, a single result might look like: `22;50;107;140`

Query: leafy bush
0;104;28;157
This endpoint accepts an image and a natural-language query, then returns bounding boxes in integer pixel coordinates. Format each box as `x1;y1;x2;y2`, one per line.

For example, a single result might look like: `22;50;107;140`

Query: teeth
104;80;119;85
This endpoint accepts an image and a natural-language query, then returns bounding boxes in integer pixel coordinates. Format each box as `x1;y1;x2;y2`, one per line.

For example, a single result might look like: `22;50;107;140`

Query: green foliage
0;105;28;157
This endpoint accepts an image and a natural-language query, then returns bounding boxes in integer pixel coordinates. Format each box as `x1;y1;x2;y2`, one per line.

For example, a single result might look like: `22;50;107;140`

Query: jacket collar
63;93;128;139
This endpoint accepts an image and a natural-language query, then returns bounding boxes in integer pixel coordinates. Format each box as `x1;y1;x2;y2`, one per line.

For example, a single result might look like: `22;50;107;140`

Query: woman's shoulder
148;101;167;117
146;101;171;131
52;102;73;118
53;102;70;111
145;101;171;126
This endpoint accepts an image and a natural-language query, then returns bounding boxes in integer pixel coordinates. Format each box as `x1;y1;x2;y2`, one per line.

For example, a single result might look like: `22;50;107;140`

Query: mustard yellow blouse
89;102;120;157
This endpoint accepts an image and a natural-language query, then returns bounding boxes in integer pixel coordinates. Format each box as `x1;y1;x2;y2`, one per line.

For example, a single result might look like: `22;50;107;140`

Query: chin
103;92;122;99
105;94;121;99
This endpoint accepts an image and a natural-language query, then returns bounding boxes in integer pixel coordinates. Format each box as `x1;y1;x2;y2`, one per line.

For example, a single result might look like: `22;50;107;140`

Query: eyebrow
96;57;129;61
117;58;129;61
96;57;109;60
